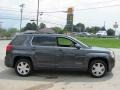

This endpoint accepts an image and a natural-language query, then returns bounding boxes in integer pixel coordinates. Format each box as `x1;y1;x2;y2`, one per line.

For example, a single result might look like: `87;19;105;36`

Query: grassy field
76;37;120;48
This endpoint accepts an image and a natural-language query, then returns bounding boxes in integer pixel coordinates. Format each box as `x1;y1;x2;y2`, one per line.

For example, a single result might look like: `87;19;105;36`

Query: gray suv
5;34;115;78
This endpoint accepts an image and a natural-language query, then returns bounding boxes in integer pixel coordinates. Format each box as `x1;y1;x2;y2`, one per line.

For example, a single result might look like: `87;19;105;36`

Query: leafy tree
7;28;18;37
73;25;78;32
39;23;46;29
63;25;69;34
52;27;63;34
0;28;7;37
73;23;85;32
107;29;115;36
24;23;32;31
86;26;101;34
0;28;18;37
31;22;37;30
22;22;37;31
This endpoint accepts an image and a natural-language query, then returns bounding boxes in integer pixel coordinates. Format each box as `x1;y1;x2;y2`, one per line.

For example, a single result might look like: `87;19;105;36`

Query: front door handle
32;47;36;50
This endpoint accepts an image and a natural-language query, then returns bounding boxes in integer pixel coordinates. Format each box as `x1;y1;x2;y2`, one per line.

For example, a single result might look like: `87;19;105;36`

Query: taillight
6;44;13;52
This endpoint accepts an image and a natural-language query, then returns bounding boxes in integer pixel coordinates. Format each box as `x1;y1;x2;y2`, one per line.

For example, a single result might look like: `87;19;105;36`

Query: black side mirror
75;44;81;49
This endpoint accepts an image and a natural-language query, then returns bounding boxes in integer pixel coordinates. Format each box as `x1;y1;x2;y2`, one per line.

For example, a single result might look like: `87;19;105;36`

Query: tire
15;59;32;77
89;60;107;78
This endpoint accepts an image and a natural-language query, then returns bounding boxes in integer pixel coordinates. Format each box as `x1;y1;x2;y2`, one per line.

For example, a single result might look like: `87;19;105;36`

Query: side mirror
75;44;81;49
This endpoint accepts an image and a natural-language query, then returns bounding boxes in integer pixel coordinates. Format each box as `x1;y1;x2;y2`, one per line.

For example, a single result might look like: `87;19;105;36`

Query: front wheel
15;59;32;77
89;60;107;78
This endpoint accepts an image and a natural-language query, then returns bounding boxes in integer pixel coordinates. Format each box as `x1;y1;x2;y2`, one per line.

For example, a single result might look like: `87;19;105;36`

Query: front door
55;37;82;69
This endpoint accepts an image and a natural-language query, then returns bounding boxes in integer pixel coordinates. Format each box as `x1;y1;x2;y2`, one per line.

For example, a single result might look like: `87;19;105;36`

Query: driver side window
57;37;75;47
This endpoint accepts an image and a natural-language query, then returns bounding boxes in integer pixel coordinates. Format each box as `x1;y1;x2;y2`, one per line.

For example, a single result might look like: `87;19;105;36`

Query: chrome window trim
29;35;82;49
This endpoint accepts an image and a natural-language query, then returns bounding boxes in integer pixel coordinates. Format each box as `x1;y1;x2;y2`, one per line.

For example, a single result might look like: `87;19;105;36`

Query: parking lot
0;40;120;90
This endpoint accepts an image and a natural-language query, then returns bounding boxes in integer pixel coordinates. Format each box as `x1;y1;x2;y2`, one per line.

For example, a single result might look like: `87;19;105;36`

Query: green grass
76;37;120;48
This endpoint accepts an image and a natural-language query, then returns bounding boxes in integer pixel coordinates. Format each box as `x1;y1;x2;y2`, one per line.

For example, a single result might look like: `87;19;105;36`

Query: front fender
83;53;110;71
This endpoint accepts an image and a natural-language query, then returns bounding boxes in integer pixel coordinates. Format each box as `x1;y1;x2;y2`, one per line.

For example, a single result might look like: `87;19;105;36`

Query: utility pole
36;0;40;31
20;4;24;31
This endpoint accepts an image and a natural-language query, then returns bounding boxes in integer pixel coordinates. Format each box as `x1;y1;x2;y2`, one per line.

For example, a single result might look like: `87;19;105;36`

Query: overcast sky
0;0;120;29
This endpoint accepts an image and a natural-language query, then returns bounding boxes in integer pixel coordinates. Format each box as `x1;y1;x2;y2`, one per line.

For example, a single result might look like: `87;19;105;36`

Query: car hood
90;47;110;53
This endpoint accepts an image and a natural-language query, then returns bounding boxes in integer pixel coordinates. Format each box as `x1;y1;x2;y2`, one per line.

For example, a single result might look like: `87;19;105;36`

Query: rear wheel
15;59;32;76
89;60;107;78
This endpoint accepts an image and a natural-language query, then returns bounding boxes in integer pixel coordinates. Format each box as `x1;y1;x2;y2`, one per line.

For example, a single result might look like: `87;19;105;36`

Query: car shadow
0;68;113;83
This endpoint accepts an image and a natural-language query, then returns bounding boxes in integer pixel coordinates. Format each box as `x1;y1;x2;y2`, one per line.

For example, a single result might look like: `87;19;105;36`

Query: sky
0;0;120;30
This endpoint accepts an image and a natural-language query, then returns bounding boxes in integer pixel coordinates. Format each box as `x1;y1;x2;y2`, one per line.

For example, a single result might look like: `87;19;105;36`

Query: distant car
76;32;91;36
5;34;115;78
96;31;107;36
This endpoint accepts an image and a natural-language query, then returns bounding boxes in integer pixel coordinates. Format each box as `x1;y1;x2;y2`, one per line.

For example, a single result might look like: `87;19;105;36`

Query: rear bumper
4;56;13;68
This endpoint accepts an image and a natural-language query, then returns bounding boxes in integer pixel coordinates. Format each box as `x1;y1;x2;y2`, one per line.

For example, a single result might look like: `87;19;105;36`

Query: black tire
89;60;107;78
15;59;32;77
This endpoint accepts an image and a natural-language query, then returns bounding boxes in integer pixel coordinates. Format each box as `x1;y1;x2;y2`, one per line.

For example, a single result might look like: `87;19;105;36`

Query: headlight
110;51;115;58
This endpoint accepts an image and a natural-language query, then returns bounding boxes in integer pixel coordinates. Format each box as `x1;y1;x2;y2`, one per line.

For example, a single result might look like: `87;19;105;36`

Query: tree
0;28;7;37
63;25;69;34
7;28;18;37
73;25;78;32
52;27;63;34
22;22;37;31
0;28;18;37
39;23;46;29
107;29;115;36
73;23;85;32
86;26;101;34
31;22;37;30
24;23;32;31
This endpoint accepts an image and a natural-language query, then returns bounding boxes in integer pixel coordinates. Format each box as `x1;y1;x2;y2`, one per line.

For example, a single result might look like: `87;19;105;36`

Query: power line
0;4;120;14
0;4;120;20
0;7;67;14
0;17;64;26
40;20;65;27
75;4;120;12
96;0;120;4
0;17;30;20
39;11;66;14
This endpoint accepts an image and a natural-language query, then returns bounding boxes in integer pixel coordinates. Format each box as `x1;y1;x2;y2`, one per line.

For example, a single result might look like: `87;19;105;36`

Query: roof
28;34;66;36
20;33;67;38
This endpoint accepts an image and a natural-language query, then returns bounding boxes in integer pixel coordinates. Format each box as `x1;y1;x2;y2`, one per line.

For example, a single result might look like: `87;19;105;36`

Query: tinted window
57;37;75;47
32;36;56;46
11;35;27;45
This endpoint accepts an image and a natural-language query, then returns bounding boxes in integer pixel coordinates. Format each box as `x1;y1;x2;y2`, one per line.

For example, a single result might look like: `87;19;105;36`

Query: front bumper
108;56;115;72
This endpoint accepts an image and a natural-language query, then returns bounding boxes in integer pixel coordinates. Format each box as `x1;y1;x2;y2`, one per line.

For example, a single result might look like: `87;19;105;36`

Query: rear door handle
56;49;63;56
58;49;63;51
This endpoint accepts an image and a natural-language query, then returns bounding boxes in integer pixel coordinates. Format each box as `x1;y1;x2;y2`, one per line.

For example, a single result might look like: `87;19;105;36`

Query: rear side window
32;36;56;46
10;35;27;45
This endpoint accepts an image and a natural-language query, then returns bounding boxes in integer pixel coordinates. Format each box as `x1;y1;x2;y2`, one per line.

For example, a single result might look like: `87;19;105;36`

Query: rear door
31;35;57;68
